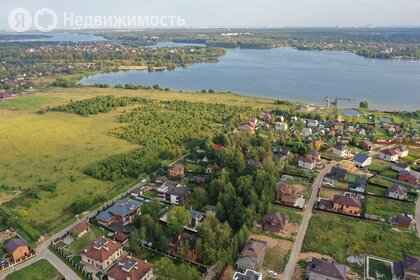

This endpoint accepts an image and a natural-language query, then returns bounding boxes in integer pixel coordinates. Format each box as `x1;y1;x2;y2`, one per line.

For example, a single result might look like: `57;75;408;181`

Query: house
353;153;372;167
276;147;290;158
106;255;153;280
189;209;205;228
157;180;190;205
169;164;185;178
332;144;348;158
276;116;285;122
402;255;420;280
170;232;198;261
70;222;90;238
276;184;297;206
205;164;214;174
379;148;399;162
314;140;324;151
5;238;30;262
391;215;413;229
275;122;288;131
302;128;312;137
332;195;362;215
388;185;408;200
395;145;409;157
334;122;345;130
308;150;321;161
191;176;205;184
258;113;272;121
398;170;420;185
392;163;411;173
307;120;319;127
131;187;145;198
298;155;316;170
349;176;368;193
96;198;141;226
307;258;347;280
329;167;348;181
262;212;289;234
114;232;130;244
232;269;262;280
235;239;267;271
80;237;123;271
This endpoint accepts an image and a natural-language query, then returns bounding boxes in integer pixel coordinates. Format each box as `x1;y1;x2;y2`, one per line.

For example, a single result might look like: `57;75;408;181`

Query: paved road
282;162;338;280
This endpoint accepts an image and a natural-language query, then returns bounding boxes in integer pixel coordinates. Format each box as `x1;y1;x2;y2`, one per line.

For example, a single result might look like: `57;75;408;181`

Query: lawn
271;204;303;224
365;196;415;220
302;212;420;266
262;247;291;273
5;259;62;280
368;159;393;173
0;86;284;237
366;184;388;196
143;190;157;199
67;224;108;254
379;170;398;179
319;188;344;200
367;258;393;280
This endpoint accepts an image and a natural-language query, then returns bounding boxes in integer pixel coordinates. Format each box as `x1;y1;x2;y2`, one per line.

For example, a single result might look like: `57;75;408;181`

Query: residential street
282;161;337;280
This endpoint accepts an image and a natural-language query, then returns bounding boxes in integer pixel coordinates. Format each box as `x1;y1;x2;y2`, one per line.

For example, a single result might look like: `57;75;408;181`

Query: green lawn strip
365;196;415;220
5;259;62;280
379;170;398;179
271;204;303;224
368;258;393;280
302;212;420;269
68;225;109;254
49;245;90;280
366;184;388;196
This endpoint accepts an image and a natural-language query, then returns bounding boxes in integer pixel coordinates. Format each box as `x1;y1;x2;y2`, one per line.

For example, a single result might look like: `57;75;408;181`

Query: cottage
96;198;141;226
189;209;205;228
329;167;348;181
392;163;411;173
169;164;185;178
70;222;90;238
157;180;190;205
235;239;267;271
275;122;288;131
307;120;319;127
276;147;290;158
398;170;420;185
334;122;345;130
388;185;408;200
353;153;372;167
332;144;348;158
402;255;420;280
276;184;297;206
391;215;413;228
379;148;399;162
262;212;289;234
205;164;214;174
191;176;205;184
332;195;361;215
302;128;312;137
106;255;153;280
5;238;29;262
170;232;198;261
238;124;255;134
307;258;347;280
80;237;123;271
349;176;368;193
298;155;316;170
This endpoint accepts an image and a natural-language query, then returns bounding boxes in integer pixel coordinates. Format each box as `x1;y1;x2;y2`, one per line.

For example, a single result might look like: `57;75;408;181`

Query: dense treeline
41;95;152;115
83;99;251;181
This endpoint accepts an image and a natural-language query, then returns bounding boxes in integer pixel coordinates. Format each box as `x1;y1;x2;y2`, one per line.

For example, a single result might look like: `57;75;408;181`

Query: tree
128;229;142;255
140;200;162;221
186;187;207;210
166;206;190;236
154;258;201;280
359;101;369;108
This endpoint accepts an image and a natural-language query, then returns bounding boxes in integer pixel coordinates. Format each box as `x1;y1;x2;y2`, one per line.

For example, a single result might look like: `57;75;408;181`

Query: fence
50;243;92;280
0;251;38;272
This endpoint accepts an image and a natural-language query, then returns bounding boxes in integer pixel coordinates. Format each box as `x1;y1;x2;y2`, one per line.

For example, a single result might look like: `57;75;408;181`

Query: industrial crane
324;96;356;119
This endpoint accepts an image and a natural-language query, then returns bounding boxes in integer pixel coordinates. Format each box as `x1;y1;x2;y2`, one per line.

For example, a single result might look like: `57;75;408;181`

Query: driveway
282;161;338;280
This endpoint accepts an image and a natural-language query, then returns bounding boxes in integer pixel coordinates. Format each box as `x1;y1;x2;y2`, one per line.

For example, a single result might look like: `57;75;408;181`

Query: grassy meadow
0;87;281;237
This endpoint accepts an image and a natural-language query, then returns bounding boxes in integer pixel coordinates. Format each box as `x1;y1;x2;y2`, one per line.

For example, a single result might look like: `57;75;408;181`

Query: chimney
84;249;88;253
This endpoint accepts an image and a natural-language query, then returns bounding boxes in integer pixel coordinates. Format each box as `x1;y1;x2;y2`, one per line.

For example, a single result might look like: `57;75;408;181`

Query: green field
365;196;415;220
303;212;420;267
0;87;283;237
5;260;62;280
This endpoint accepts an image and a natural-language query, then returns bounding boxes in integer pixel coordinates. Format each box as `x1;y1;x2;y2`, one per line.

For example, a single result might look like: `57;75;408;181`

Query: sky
1;0;420;30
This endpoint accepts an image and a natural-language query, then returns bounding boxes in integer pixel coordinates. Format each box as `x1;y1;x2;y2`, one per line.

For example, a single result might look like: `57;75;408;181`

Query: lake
77;42;419;111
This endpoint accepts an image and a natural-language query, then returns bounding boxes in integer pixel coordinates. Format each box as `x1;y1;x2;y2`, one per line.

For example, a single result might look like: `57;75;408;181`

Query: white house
332;144;348;158
298;155;316;170
275;122;288;131
379;149;399;162
353;153;372;167
302;128;312;137
307;120;319;127
387;185;407;200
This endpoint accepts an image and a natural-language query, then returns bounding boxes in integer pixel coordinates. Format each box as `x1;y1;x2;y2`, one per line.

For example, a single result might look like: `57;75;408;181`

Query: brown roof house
169;232;198;261
81;237;123;271
70;222;90;238
307;257;347;280
391;215;413;229
298;154;316;170
235;238;267;272
5;238;30;262
106;255;153;280
169;164;185;178
276;183;297;206
332;195;362;216
262;212;289;234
